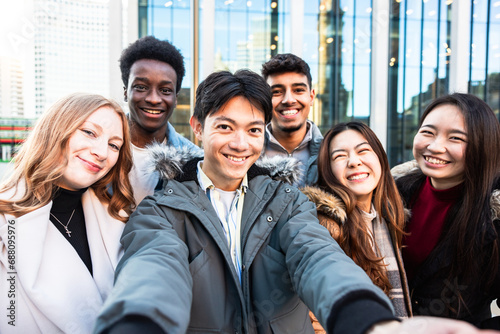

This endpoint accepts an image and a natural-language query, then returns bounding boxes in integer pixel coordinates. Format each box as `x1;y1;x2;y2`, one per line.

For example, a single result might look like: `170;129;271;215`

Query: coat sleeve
94;195;193;334
276;189;396;334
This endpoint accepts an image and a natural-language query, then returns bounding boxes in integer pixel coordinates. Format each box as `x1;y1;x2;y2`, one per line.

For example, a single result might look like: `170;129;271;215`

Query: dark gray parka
95;146;394;334
263;121;323;186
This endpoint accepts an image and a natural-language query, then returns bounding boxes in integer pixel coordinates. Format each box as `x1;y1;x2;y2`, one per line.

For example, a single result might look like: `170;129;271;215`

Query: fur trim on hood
255;155;303;185
146;143;303;184
491;190;500;221
301;186;347;224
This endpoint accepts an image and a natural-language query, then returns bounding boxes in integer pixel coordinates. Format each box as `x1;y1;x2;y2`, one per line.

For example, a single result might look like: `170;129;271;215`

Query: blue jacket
166;122;199;151
95;147;395;334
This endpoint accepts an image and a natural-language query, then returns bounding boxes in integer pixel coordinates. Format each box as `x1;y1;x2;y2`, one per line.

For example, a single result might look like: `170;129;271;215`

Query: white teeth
348;173;368;181
227;156;246;162
143;109;161;114
425;156;447;165
281;109;298;116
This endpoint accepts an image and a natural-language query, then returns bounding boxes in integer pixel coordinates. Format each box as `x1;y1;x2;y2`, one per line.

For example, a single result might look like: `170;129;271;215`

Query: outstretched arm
94;195;193;334
276;189;396;334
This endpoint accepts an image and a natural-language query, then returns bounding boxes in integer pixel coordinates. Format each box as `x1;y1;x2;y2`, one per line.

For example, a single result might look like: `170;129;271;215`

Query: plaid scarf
363;208;409;318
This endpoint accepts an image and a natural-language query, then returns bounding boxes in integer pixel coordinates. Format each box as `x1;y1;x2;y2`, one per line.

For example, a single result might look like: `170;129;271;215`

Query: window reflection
387;0;451;166
137;0;498;161
469;0;500;118
314;0;373;134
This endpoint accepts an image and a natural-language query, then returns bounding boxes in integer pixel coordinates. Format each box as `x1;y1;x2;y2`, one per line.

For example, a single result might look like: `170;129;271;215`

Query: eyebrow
85;121;124;142
213;116;265;127
270;82;308;90
421;124;467;136
331;141;369;155
132;77;174;85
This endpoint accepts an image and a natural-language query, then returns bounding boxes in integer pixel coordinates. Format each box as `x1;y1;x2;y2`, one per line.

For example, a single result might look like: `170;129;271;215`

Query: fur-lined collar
390;160;419;181
391;160;500;221
301;186;347;224
146;143;303;184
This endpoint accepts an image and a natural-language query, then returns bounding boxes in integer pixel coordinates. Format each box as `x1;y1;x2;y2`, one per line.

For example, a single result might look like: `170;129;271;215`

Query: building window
387;0;451;166
469;0;500;118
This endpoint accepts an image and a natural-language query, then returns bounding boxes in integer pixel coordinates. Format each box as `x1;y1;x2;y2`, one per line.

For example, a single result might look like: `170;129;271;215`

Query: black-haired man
120;36;199;204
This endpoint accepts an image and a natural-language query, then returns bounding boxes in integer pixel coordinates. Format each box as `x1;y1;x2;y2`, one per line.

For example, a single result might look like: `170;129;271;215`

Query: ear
173;93;178;108
123;86;128;102
190;116;203;142
309;88;316;105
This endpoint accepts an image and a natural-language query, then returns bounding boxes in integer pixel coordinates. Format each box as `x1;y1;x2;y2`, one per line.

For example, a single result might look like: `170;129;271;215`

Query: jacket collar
147;143;303;185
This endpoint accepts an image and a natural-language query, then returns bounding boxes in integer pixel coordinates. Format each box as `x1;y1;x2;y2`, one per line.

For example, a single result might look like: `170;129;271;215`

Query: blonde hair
0;93;134;221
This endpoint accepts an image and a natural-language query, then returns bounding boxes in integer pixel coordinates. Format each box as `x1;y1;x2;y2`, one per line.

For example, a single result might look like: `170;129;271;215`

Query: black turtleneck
50;187;93;276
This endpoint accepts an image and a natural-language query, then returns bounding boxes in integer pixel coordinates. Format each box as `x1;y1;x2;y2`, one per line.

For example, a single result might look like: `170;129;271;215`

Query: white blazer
0;187;126;333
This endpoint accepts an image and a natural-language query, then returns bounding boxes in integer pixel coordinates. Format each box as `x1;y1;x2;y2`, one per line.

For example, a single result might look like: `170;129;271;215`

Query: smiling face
413;104;467;190
125;59;178;146
329;129;382;212
190;96;265;191
267;72;315;135
58;106;124;191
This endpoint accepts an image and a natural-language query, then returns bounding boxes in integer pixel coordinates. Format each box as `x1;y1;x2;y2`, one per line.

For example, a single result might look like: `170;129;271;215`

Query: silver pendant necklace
50;209;76;238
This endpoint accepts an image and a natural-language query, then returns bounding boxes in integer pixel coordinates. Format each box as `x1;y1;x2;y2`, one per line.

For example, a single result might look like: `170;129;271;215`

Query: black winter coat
392;161;500;329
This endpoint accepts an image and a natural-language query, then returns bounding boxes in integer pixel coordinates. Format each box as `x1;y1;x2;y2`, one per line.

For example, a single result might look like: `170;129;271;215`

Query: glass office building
137;0;499;166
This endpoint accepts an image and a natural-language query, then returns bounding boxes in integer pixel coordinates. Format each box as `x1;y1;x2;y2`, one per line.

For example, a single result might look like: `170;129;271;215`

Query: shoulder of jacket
309;121;323;137
390;160;420;180
300;185;347;224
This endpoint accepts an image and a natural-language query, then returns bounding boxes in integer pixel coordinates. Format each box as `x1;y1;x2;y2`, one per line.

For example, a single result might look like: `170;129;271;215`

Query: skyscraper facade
138;0;499;166
33;0;110;115
0;57;24;118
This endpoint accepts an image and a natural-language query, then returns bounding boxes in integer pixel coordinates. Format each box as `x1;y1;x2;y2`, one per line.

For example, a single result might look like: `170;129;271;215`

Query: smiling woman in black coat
392;93;500;329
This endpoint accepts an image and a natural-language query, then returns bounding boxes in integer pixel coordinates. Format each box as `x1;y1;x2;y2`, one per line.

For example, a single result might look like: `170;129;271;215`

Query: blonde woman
0;93;134;333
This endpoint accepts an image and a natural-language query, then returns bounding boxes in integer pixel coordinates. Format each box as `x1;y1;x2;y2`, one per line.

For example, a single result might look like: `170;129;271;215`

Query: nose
145;89;161;105
426;137;446;153
281;89;296;105
347;154;362;168
90;140;108;161
228;131;249;151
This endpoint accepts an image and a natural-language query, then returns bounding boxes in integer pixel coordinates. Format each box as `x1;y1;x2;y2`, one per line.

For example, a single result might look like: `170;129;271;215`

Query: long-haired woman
303;122;410;332
0;93;134;333
392;93;500;329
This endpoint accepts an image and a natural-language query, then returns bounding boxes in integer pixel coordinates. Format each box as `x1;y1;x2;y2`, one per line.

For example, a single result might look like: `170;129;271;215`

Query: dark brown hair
316;122;405;294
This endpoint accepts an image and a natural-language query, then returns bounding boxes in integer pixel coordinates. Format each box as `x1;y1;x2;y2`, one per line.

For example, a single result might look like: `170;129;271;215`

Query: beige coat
0;186;125;333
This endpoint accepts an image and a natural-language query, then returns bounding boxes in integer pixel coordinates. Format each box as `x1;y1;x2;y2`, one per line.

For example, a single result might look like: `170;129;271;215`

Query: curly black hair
261;53;312;89
119;36;185;93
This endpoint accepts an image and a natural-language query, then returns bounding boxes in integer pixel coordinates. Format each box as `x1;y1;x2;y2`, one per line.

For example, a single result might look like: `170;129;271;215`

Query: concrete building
0;57;24;118
33;0;111;115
